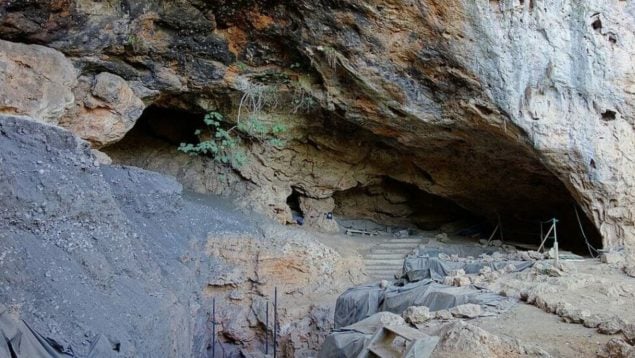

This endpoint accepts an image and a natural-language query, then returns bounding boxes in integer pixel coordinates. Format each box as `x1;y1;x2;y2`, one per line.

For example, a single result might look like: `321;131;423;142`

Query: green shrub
178;111;246;167
178;111;289;166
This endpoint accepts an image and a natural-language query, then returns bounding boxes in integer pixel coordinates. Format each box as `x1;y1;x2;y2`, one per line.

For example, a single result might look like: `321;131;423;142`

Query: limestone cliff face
1;1;633;251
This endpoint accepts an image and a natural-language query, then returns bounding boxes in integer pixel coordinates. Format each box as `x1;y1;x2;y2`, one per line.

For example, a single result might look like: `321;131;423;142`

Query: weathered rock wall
1;0;633;251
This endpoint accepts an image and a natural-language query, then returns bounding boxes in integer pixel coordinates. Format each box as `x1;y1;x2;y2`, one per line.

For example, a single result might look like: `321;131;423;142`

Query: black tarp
402;244;533;282
0;305;117;358
334;280;515;328
403;256;533;282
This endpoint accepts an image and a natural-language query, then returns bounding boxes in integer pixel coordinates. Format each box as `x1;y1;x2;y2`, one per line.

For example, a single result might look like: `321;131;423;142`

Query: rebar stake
212;298;216;358
274;287;278;358
265;301;269;355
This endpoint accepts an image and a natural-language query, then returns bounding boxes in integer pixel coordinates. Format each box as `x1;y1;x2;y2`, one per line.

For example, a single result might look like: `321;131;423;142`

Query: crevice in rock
601;110;617;121
592;17;603;31
287;188;304;223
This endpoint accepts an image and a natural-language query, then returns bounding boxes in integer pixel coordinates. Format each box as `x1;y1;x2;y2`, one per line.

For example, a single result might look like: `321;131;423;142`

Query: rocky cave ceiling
2;0;632;251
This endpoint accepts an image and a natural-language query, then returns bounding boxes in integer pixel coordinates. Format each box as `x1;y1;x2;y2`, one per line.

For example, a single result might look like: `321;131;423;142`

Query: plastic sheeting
402;244;533;282
334;284;385;329
0;305;117;358
403;256;533;282
318;331;369;358
382;280;514;314
320;312;423;358
334;280;515;328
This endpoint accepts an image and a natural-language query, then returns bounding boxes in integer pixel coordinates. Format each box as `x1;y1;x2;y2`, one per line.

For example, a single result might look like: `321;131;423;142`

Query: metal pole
553;218;560;267
212;298;216;358
265;301;269;355
274;287;278;358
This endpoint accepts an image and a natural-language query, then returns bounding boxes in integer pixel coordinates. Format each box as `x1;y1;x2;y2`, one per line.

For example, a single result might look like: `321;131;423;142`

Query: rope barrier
574;205;599;258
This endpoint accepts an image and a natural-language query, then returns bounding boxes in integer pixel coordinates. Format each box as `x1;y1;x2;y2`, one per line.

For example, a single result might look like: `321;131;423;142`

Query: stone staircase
363;237;426;281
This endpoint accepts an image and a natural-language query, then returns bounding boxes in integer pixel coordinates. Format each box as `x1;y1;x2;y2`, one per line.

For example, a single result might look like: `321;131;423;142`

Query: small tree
178;111;247;167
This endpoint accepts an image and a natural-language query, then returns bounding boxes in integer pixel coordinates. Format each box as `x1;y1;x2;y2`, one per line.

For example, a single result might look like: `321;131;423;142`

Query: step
365;253;407;260
365;265;403;270
368;273;395;280
365;268;402;272
385;238;424;242
364;259;405;264
372;243;422;249
370;248;414;254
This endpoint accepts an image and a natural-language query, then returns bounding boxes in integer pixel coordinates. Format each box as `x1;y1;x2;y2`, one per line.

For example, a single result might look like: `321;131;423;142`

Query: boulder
0;39;76;123
453;276;471;287
59;73;145;148
599;316;627;335
433;321;549;357
623;323;635;344
402;306;432;324
298;196;339;233
599;338;635;358
435;310;453;320
601;251;626;265
450;304;482;319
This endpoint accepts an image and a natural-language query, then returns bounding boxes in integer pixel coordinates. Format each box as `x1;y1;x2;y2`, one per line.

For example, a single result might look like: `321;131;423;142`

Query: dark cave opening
332;175;602;256
493;203;602;256
333;177;478;231
103;103;214;166
286;188;304;224
121;104;205;146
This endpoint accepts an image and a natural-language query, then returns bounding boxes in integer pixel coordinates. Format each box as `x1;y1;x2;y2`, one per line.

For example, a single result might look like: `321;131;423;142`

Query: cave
330;174;601;255
113;103;205;147
106;102;604;257
333;177;478;230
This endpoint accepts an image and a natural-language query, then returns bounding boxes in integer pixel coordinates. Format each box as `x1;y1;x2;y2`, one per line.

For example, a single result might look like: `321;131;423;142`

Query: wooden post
486;224;499;245
537;223;555;253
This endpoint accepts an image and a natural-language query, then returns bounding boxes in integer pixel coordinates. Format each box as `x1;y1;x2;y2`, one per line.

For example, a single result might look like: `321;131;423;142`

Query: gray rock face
0;115;363;357
0;115;255;356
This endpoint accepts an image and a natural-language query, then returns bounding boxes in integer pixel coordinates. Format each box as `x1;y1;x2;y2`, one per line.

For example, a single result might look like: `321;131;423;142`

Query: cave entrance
492;204;602;257
333;177;479;232
107;104;204;148
103;103;214;170
331;176;602;256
